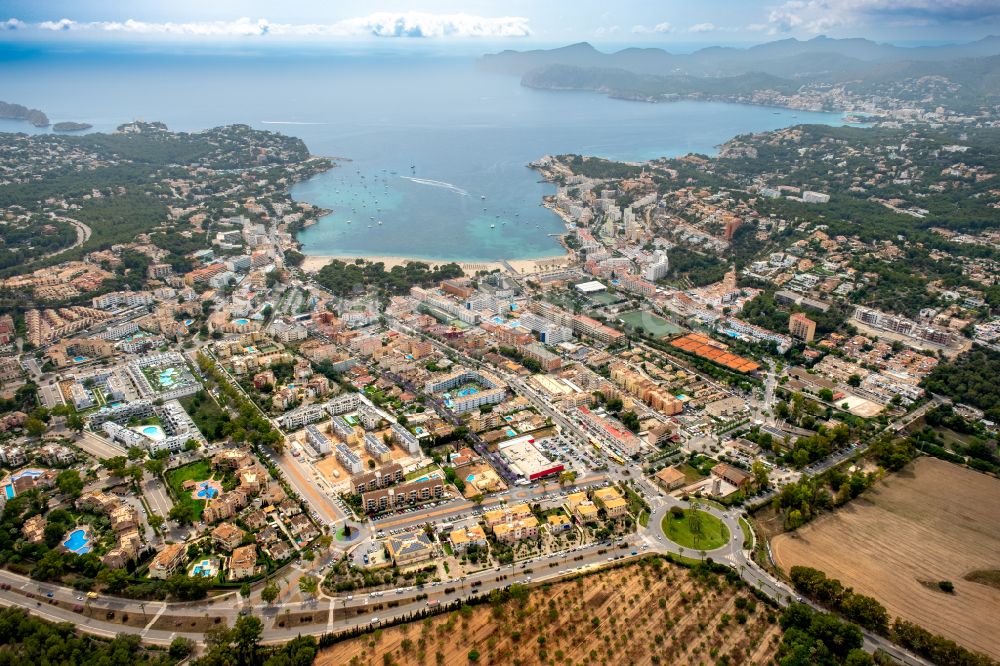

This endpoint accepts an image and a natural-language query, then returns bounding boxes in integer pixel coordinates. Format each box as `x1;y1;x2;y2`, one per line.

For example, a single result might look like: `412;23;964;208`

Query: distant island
52;121;92;132
0;100;49;127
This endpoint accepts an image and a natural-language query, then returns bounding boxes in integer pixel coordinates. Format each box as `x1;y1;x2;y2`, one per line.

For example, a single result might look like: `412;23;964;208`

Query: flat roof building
498;436;564;481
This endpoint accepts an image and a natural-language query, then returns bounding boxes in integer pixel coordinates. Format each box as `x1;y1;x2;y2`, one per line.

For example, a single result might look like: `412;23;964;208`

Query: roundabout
660;506;730;552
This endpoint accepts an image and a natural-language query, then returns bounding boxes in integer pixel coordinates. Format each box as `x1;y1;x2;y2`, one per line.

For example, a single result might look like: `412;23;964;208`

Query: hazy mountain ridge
478;36;1000;78
479;36;1000;113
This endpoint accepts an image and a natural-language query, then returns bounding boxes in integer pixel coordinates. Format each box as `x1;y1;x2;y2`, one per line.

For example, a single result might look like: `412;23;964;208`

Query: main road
0;483;932;665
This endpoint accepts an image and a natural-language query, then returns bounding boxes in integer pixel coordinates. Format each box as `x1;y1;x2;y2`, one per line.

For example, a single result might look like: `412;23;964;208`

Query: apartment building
149;543;186;579
361;478;444;513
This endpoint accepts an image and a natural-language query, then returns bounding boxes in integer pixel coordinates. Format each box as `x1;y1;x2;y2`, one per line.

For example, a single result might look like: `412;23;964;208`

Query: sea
0;43;854;263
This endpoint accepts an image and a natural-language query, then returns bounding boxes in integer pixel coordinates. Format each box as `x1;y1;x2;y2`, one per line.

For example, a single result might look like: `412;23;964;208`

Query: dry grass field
315;559;782;666
772;457;1000;660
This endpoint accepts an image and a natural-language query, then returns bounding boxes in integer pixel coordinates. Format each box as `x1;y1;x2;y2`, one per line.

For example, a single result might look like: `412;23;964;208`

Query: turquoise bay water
0;45;852;262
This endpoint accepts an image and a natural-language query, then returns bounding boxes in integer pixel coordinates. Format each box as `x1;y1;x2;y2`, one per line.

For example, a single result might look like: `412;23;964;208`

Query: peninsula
0;100;49;127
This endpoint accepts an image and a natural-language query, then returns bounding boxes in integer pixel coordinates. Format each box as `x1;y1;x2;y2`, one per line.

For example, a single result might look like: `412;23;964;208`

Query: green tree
66;413;85;432
25;417;46;438
232;614;263;664
169;502;196;525
169;636;194;659
55;469;84;497
298;575;319;598
102;567;130;593
262;579;280;604
31;550;66;581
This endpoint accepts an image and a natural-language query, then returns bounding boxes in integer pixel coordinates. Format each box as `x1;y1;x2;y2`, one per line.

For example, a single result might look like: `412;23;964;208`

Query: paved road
0;486;933;666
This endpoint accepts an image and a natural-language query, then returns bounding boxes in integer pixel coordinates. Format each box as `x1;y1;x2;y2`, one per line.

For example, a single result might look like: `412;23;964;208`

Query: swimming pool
191;559;217;577
3;485;13;500
12;469;44;483
135;424;166;441
466;474;476;483
234;318;250;325
73;355;88;363
158;367;178;387
505;428;517;437
456;387;479;397
196;482;219;499
63;528;91;554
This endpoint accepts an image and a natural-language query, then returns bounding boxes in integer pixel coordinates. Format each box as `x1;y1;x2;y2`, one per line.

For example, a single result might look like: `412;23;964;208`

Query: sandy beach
300;253;572;276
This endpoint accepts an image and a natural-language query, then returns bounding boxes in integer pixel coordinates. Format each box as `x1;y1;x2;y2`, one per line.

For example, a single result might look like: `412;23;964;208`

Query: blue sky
2;1;1000;46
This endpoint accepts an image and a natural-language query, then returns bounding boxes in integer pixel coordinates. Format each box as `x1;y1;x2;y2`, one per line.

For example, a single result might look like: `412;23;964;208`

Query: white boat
490;224;495;229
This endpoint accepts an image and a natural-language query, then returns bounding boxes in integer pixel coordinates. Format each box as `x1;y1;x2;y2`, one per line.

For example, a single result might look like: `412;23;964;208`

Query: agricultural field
315;558;782;666
771;457;1000;661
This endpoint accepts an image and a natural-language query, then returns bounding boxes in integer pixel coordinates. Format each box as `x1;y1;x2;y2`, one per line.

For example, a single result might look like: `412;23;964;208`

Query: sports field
772;457;1000;660
620;310;684;338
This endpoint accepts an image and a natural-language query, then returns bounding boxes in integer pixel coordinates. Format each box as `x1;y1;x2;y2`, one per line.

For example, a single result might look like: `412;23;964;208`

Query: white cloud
686;22;740;33
98;17;272;36
15;12;531;39
326;12;531;38
594;25;621;36
632;22;673;34
2;18;25;30
38;18;75;31
765;0;1000;34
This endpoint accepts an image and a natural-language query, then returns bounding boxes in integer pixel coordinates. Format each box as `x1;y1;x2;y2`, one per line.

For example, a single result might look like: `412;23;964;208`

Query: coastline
300;253;571;277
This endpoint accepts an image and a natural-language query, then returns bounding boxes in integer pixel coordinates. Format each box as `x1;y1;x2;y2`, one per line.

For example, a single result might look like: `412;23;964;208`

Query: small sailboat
490;224;495;229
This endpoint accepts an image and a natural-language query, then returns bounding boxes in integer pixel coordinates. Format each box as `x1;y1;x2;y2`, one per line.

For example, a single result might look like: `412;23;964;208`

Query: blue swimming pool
234;318;250;325
12;469;43;482
505;428;517;437
63;529;91;554
196;482;219;499
192;559;217;577
3;485;13;500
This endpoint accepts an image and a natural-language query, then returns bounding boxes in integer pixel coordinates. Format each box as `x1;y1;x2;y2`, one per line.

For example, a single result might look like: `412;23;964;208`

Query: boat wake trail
400;176;469;196
261;121;329;125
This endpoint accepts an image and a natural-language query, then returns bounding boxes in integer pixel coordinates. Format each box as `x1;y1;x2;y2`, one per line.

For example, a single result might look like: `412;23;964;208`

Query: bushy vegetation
777;603;872;666
665;247;728;287
0;607;175;665
789;566;890;635
742;290;847;337
923;346;1000;424
315;259;463;297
